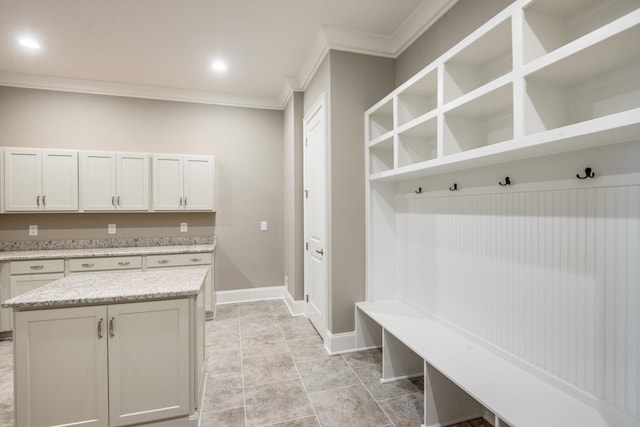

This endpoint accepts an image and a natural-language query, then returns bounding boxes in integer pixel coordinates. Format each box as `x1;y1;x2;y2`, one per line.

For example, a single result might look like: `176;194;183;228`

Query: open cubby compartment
443;83;514;155
397;117;437;167
523;0;640;63
443;18;512;104
369;136;395;175
397;68;438;127
524;23;640;135
368;98;394;141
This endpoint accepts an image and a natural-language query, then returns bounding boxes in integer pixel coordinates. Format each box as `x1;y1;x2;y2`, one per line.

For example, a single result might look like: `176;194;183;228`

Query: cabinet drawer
10;259;65;275
147;253;212;268
69;256;142;272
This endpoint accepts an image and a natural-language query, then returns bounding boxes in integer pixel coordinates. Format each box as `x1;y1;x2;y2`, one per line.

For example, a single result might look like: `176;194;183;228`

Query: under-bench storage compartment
146;253;212;268
10;259;65;275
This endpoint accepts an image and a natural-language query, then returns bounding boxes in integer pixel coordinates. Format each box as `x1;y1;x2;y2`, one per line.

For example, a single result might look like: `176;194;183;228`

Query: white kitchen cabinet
0;259;65;332
152;154;215;211
14;298;191;427
14;305;109;427
146;252;214;312
80;151;149;211
4;148;78;211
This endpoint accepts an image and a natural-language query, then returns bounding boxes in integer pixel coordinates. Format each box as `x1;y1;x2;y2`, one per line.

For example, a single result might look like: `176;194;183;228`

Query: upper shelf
365;0;640;182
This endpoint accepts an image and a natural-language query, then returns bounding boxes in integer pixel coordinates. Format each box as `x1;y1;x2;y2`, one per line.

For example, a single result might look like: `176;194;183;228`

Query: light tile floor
0;299;491;426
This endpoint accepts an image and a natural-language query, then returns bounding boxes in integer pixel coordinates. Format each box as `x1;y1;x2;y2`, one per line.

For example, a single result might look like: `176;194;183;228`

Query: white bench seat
356;300;638;427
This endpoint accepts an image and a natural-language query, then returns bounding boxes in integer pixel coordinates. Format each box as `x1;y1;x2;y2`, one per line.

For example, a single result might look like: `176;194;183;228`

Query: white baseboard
216;286;285;304
324;330;356;355
283;288;305;316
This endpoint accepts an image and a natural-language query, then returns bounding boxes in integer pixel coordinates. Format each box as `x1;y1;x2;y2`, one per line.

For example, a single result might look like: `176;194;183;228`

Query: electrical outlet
180;222;188;232
29;225;38;236
108;224;116;234
260;221;268;231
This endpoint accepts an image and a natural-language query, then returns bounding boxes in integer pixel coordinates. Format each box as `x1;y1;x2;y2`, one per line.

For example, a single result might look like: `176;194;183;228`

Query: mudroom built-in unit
360;0;639;426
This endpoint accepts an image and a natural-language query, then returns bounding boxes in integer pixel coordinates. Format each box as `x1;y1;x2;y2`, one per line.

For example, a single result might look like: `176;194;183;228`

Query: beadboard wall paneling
395;183;640;419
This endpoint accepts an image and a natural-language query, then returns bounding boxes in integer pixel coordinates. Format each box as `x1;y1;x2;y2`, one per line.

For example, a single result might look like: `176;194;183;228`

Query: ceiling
0;0;456;109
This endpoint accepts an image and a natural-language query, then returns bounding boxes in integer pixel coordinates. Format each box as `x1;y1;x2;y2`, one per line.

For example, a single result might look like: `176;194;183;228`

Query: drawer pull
157;259;170;264
118;261;130;266
82;263;95;268
191;258;202;262
30;265;44;270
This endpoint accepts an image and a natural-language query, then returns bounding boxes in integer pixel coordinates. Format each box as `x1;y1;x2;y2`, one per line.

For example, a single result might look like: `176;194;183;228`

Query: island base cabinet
108;299;190;426
14;299;192;427
14;306;109;427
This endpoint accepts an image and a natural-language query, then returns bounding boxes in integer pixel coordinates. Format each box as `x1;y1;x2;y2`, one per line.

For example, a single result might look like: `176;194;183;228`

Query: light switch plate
180;222;188;232
29;225;38;236
108;224;116;234
260;221;268;231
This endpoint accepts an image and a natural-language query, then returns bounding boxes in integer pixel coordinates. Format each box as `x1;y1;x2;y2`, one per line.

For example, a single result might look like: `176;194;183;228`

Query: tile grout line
234;304;249;427
341;353;397;427
277;304;323;427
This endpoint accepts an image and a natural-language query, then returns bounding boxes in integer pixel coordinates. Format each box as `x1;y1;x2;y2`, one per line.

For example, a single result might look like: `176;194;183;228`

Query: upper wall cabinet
4;148;78;211
152;155;215;212
365;0;640;181
80;151;150;211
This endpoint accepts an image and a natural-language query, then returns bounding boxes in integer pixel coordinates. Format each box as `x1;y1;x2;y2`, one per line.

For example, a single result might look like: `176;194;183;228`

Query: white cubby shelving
362;1;640;426
365;0;640;183
522;0;640;63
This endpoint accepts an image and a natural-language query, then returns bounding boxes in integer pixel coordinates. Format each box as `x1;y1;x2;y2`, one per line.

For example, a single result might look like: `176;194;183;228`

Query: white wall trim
324;330;356;355
284;288;305;316
216;286;285;304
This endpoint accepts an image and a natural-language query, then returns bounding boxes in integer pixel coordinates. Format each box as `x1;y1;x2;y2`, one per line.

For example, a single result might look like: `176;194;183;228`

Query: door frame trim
303;93;329;340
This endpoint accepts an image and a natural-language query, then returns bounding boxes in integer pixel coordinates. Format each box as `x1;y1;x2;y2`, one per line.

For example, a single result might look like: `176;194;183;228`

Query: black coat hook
577;167;595;179
415;187;422;194
499;177;511;186
449;183;458;191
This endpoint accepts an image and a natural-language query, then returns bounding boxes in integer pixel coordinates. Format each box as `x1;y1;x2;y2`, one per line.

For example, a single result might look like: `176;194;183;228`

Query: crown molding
0;71;283;110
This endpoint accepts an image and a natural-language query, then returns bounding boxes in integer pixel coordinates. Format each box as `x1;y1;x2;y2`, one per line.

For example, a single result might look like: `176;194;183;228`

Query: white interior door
304;95;327;339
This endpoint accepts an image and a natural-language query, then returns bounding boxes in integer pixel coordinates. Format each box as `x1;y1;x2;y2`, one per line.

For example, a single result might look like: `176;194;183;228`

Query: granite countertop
0;244;215;262
2;268;208;310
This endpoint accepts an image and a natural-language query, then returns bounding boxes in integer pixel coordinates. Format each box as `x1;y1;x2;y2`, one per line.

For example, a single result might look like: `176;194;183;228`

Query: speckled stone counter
2;268;208;310
0;243;215;262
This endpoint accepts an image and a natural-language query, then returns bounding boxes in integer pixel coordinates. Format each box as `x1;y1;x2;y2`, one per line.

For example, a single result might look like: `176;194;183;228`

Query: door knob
315;249;324;255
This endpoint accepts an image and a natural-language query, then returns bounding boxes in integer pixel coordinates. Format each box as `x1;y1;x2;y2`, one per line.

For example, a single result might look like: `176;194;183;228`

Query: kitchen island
2;268;207;427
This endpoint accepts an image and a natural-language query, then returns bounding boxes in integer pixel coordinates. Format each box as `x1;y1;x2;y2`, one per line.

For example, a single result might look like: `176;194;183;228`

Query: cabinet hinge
304;190;309;199
305;294;309;303
305;138;308;147
305;242;309;250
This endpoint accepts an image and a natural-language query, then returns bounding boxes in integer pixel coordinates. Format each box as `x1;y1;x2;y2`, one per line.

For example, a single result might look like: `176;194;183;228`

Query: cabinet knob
30;265;44;270
81;263;95;268
157;259;170;264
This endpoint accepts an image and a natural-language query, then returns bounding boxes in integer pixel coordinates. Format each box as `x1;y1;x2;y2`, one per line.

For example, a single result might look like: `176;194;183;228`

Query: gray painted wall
0;86;284;292
283;92;304;300
395;0;514;87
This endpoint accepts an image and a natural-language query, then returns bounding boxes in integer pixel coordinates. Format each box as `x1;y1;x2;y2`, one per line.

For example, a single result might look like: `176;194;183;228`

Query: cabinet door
152;154;183;210
4;148;42;211
14;306;109;427
184;155;215;211
81;151;117;211
117;152;149;211
9;273;65;329
108;299;190;426
42;149;78;211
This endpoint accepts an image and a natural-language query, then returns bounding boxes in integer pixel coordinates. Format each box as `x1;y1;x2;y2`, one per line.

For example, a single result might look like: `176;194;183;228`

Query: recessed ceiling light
211;61;227;72
18;37;41;50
